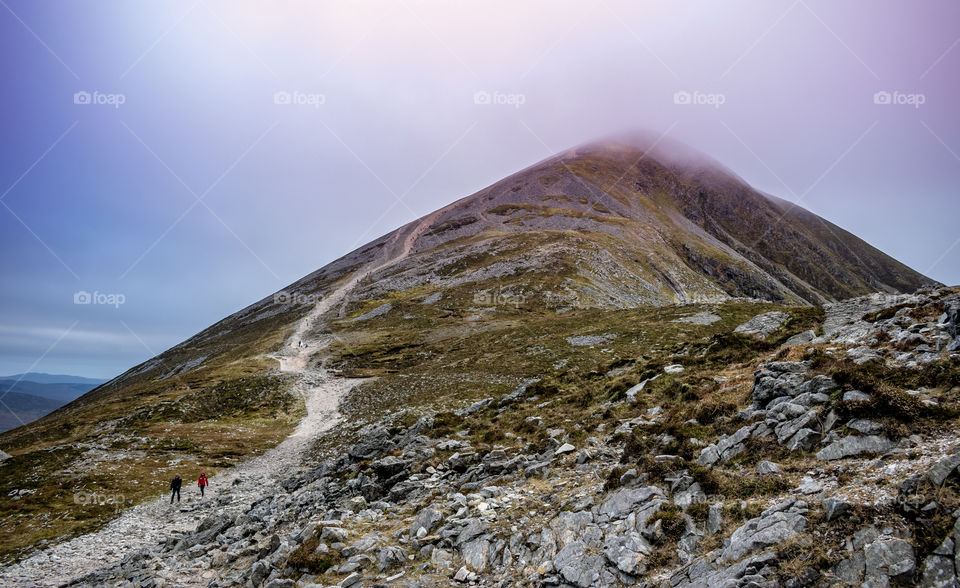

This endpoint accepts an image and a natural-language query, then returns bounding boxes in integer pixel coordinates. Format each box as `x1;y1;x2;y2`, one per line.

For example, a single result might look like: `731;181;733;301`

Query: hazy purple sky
1;0;958;379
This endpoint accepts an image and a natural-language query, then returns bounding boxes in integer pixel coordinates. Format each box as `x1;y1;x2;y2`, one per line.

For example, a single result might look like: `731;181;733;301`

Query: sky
0;0;958;379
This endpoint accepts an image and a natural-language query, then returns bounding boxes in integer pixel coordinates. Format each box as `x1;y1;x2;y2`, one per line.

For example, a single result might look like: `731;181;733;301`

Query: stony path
0;211;442;586
0;361;354;587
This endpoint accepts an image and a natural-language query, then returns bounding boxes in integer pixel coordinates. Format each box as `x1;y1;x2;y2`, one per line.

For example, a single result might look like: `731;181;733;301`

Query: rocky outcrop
734;311;789;339
720;499;808;562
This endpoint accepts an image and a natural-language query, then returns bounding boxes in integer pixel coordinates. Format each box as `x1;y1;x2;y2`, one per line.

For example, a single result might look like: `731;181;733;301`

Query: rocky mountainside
0;136;952;586
4;288;958;587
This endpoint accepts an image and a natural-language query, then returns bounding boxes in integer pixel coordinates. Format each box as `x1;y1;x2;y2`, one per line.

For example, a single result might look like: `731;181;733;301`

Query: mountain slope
0;135;940;565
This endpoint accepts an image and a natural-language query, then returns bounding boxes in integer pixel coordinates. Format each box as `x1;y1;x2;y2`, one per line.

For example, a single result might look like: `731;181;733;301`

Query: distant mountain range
0;374;104;433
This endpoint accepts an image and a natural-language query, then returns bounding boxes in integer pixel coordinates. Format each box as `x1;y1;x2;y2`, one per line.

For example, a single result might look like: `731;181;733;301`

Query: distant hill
0;392;64;433
0;375;104;433
1;373;105;386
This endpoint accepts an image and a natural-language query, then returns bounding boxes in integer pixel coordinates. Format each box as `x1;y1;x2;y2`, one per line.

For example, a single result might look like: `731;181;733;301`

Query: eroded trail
0;210;441;586
0;355;355;587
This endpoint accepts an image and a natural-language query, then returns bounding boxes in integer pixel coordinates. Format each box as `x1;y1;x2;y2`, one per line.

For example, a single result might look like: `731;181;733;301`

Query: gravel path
0;210;441;586
0;360;354;587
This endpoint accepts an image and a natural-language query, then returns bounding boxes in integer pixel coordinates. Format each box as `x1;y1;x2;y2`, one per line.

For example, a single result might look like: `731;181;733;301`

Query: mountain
1;373;106;386
0;375;103;433
0;136;952;581
0;392;64;434
0;378;102;404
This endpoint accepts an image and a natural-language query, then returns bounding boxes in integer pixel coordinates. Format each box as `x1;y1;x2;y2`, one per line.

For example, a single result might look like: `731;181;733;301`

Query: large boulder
604;531;652;575
409;507;442;539
553;540;606;587
720;499;808;562
697;421;771;466
597;486;662;520
926;447;960;487
817;435;895;461
348;424;393;460
734;311;789;339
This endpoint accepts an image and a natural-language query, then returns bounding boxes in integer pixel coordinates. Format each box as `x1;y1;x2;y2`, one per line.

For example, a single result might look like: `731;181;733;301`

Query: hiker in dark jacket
170;474;182;503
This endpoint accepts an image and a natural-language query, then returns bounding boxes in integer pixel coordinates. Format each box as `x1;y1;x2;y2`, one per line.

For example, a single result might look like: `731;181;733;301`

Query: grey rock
458;397;493;416
756;461;781;475
786;428;819;452
843;390;872;402
369;455;409;480
604;531;651;575
834;550;866;584
847;345;880;364
797;477;822;495
456;518;489;546
447;452;477;472
785;330;816;345
853;526;880;550
734;311;789;339
926;448;960;487
410;507;442;539
669;551;778;587
556;443;576;455
823;497;851;521
720;500;807;562
598;486;662;520
698;421;768;465
348;424;393;460
817;435;895;461
673;311;722;325
339;572;361;587
847;419;884;435
376;545;406;572
774;409;817;445
263;580;294;588
751;361;810;406
798;374;838;396
707;503;723;535
865;537;915;580
320;526;349;542
461;537;491;571
551;510;602;549
553;540;604;587
250;560;269;587
920;537;956;588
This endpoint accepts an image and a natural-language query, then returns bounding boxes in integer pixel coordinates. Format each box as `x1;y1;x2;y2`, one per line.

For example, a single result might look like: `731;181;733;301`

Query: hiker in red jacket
198;472;209;497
